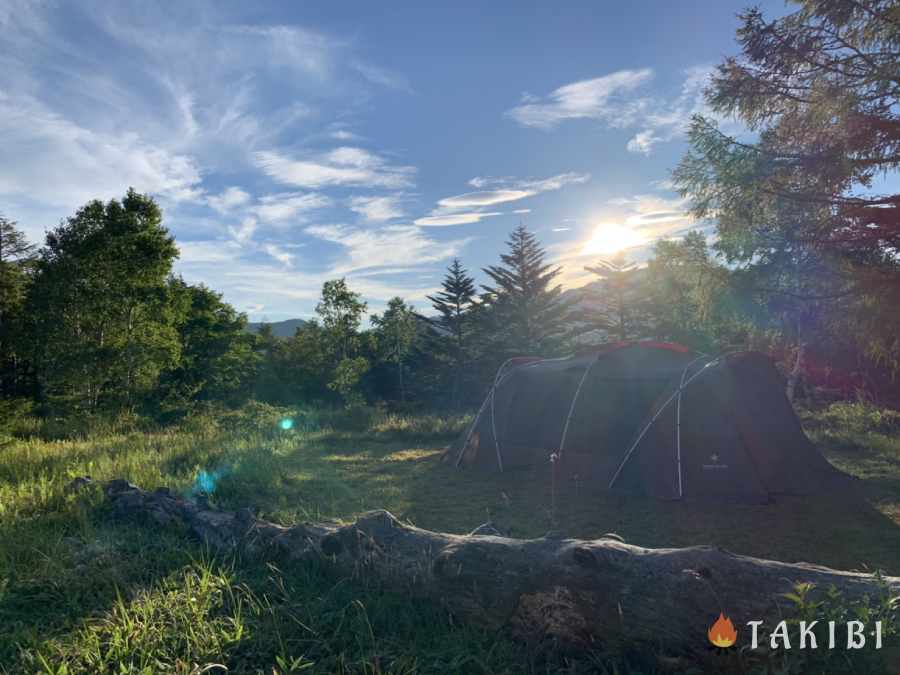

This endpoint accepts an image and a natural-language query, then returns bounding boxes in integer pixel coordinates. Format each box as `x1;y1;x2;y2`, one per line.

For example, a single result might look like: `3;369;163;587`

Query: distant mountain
245;318;307;338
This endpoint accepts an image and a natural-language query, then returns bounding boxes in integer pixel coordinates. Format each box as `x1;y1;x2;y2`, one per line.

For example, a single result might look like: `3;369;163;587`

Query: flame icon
708;613;737;648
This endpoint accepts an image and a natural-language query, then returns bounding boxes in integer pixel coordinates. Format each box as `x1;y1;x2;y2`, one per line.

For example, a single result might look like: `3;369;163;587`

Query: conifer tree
481;225;569;357
582;253;655;342
427;258;477;406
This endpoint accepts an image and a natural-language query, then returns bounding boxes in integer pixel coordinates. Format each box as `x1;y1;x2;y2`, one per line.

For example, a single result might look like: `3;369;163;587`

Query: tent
451;342;853;503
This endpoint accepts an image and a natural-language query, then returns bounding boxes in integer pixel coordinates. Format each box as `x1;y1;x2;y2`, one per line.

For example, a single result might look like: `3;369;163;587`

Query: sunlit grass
0;403;897;672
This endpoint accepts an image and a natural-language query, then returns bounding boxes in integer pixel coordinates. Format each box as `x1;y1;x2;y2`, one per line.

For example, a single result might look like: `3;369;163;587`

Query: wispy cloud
253;192;331;222
507;66;717;155
0;91;203;210
626;66;714;154
416;172;589;226
348;195;405;222
414;212;503;227
178;239;242;264
507;69;653;130
255;147;416;189
228;217;258;244
207;186;251;214
351;60;414;93
262;242;296;267
436;190;532;209
305;223;473;274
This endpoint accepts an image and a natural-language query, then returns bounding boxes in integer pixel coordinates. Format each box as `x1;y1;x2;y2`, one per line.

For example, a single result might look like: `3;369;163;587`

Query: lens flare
279;418;294;431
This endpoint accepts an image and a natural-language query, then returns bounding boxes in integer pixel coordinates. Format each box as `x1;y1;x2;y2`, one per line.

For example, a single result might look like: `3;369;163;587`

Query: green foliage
157;280;258;416
673;0;900;378
809;402;900;437
481;224;571;358
371;297;418;402
328;357;371;407
316;278;367;361
26;190;182;413
750;579;899;674
644;231;758;352
582;254;655;342
426;259;479;408
0;215;36;399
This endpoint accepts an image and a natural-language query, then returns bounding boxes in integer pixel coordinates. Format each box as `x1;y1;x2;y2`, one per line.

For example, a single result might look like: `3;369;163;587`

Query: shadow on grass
2;501;634;675
0;505;203;669
190;426;900;574
410;460;900;574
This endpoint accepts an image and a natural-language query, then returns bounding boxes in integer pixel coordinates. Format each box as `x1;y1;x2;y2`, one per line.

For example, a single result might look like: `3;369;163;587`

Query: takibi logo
707;612;885;650
708;613;737;648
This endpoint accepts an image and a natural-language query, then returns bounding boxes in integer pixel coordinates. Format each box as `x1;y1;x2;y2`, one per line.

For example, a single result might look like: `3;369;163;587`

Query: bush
805;402;900;436
760;578;899;674
0;397;35;437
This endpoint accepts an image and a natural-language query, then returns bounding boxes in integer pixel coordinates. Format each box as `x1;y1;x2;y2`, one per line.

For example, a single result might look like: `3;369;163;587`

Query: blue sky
1;0;789;321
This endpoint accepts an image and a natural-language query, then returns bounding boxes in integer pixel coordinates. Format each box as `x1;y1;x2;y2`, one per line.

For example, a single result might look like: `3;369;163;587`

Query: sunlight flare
581;222;646;256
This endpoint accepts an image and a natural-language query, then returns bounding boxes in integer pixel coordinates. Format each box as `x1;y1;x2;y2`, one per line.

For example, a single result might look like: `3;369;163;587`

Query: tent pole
489;358;519;472
488;357;556;472
674;358;699;499
558;353;600;460
607;354;720;490
455;390;493;467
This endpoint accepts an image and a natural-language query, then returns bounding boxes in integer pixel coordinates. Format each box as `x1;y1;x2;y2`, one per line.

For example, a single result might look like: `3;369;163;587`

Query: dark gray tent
452;342;853;503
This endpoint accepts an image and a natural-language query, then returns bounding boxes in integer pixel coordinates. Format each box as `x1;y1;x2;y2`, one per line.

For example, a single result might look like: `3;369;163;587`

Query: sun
581;223;645;256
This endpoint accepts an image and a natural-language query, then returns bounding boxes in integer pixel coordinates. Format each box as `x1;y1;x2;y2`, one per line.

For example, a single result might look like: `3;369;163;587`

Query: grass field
0;402;898;673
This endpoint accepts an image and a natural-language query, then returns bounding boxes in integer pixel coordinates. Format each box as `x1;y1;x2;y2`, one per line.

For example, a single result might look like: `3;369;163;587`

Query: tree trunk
786;340;806;403
101;479;898;665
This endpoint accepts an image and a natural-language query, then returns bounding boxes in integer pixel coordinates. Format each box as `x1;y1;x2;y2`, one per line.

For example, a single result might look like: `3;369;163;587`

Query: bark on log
102;479;898;663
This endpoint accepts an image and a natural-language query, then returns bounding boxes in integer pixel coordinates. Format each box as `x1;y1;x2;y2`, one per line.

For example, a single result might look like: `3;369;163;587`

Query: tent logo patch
708;613;737;648
702;452;729;470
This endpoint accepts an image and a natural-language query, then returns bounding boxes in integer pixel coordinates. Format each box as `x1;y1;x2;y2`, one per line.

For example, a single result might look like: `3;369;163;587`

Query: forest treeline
0;0;898;424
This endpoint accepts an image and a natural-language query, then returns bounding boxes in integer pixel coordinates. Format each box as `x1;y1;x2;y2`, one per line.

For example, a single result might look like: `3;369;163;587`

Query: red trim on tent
574;340;691;357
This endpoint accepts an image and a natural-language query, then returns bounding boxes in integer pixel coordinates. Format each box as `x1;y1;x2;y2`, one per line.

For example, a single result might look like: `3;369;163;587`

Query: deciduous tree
26;189;181;412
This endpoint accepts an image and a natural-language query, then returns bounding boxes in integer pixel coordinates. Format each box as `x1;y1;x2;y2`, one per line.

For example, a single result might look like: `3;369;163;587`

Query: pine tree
582;253;655;342
481;225;570;357
427;258;477;407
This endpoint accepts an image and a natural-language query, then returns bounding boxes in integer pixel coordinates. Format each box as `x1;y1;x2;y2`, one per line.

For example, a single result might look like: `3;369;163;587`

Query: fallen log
101;479;897;664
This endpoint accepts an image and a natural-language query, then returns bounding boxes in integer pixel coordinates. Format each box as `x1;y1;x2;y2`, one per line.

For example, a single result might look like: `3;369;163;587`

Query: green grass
0;403;898;673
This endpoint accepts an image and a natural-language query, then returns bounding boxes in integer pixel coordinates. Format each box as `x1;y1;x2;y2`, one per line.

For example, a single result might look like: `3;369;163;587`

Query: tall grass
0;402;897;673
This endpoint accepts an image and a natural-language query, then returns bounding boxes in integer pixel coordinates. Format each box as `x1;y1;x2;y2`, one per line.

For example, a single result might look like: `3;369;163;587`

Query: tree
673;0;900;390
481;225;570;358
678;0;900;258
26;189;181;412
0;216;35;398
372;297;417;403
644;232;753;353
315;279;368;406
581;253;655;342
427;259;477;407
158;280;258;412
316;279;367;361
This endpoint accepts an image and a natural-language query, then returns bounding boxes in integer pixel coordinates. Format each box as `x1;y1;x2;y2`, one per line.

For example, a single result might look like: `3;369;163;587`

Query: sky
0;0;791;321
